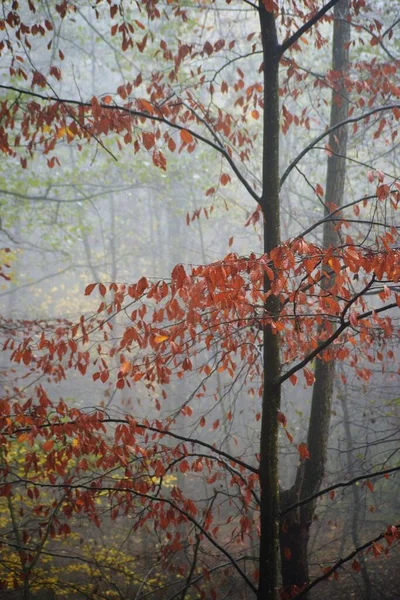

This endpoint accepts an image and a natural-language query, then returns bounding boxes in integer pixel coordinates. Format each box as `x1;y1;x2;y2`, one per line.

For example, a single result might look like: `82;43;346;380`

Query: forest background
0;1;399;599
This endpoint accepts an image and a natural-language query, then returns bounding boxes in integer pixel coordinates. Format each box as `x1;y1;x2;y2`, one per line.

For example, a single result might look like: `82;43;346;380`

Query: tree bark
279;1;351;596
258;4;281;599
339;391;372;599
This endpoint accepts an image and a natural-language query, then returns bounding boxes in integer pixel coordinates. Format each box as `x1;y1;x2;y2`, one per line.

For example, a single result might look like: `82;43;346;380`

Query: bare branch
281;466;400;517
279;0;340;56
292;524;400;598
280;104;400;188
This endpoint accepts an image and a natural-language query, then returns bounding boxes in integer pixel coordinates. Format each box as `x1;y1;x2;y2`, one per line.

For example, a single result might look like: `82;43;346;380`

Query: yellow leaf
56;126;74;139
71;438;79;448
154;335;168;343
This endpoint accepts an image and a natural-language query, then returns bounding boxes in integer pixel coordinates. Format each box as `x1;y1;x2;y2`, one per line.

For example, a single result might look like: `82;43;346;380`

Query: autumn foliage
0;0;399;599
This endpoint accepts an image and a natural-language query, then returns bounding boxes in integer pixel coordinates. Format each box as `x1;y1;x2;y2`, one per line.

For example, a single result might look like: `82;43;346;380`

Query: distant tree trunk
339;390;372;599
258;4;281;599
280;1;350;596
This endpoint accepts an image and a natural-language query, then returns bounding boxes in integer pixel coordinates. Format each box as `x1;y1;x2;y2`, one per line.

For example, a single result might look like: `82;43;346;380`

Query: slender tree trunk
340;391;372;599
258;4;281;599
279;1;350;596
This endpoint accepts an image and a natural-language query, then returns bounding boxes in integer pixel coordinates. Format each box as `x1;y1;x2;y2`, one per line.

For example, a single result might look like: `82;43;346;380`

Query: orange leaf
251;109;260;119
154;335;169;343
85;283;97;296
120;361;131;375
43;440;54;452
180;129;193;144
138;99;154;114
285;429;293;443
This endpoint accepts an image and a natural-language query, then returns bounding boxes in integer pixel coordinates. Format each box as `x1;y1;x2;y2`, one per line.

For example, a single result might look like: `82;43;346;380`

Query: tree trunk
258;3;281;599
339;390;372;599
280;1;350;596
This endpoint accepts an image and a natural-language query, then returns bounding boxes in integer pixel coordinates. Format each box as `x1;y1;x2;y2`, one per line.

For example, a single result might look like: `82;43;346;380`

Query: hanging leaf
180;129;193;144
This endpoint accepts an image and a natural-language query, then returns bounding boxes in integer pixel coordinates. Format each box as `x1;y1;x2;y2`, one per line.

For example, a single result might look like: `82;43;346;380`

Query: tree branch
279;0;340;56
281;466;400;517
10;477;257;595
0;84;259;203
292;524;400;598
11;417;259;474
277;301;398;385
280;104;400;188
295;195;378;239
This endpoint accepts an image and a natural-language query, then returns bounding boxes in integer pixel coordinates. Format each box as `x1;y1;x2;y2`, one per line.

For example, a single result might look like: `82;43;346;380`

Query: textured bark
258;4;281;599
280;2;351;596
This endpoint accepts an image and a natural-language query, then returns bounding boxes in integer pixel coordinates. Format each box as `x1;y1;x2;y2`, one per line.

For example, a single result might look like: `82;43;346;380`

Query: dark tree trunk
279;1;350;597
258;3;281;599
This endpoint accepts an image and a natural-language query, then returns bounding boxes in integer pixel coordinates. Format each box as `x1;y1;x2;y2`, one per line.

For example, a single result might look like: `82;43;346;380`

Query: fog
0;1;399;599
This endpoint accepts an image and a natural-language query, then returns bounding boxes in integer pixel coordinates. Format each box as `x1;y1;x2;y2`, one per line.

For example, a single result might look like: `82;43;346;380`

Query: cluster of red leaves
5;237;399;395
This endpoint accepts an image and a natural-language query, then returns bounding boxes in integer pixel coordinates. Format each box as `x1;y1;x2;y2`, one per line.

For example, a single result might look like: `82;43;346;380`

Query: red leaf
220;173;231;186
84;283;97;296
352;559;361;573
298;442;310;461
277;411;287;427
283;547;291;560
303;369;315;386
168;137;176;152
142;132;155;150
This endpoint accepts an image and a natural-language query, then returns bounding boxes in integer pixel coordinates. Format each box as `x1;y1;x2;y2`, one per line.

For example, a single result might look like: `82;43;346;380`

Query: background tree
0;1;399;599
